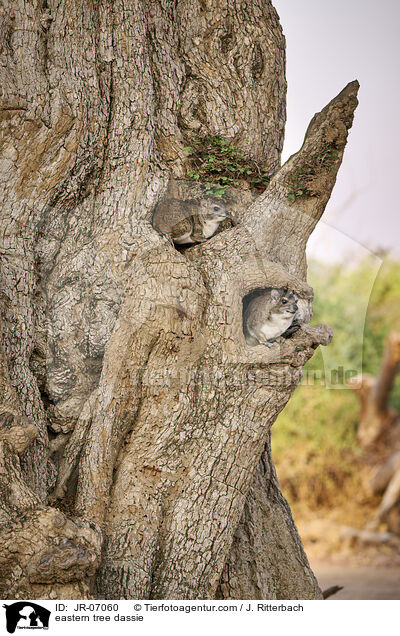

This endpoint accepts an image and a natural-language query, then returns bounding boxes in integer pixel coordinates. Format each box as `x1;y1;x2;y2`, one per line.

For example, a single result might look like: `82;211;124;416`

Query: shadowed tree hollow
0;0;358;599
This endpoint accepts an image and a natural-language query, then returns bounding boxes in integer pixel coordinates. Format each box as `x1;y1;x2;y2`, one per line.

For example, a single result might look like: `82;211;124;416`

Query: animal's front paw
263;341;275;348
163;233;175;246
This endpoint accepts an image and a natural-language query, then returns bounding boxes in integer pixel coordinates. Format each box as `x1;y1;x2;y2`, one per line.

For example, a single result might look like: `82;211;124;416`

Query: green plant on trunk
183;134;271;199
286;143;340;201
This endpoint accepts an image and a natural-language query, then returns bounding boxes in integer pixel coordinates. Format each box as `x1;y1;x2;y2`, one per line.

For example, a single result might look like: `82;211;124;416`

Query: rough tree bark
0;0;358;599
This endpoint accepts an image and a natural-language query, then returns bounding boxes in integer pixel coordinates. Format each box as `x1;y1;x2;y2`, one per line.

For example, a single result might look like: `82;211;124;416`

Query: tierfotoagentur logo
3;603;51;634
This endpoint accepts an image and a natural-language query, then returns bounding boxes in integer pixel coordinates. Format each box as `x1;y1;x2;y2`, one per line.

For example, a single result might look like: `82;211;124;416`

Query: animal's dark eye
281;299;287;304
213;206;220;212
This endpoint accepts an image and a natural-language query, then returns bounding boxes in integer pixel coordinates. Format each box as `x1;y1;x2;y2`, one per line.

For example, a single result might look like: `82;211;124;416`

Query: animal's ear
270;289;281;302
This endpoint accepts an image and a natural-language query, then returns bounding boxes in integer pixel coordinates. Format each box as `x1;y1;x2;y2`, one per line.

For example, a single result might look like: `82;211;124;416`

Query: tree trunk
0;0;358;599
348;332;400;450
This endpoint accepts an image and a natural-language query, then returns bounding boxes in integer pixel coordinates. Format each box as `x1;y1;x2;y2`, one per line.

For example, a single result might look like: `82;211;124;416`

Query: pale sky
273;0;400;263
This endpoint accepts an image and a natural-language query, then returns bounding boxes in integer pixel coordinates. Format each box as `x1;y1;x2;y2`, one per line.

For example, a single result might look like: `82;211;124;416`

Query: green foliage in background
307;256;400;407
272;256;400;512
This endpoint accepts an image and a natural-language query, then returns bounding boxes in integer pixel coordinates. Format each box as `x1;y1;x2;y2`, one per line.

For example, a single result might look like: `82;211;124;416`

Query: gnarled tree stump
0;0;358;599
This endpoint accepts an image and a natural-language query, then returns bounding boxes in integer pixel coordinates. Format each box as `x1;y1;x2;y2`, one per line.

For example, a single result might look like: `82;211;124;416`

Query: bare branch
372;332;400;414
242;81;359;276
347;333;400;448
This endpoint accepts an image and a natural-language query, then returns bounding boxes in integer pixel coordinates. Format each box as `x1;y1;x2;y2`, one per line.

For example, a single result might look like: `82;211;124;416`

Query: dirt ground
310;558;400;600
293;514;400;599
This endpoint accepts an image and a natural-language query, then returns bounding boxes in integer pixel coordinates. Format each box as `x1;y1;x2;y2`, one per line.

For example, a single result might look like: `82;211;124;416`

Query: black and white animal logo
3;602;50;634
